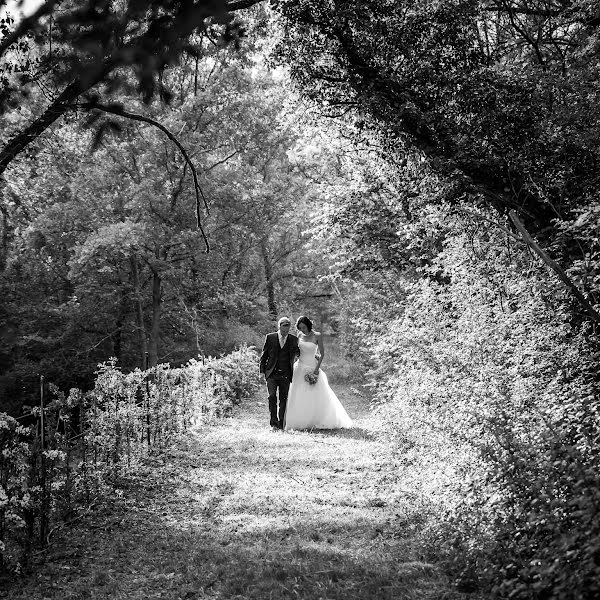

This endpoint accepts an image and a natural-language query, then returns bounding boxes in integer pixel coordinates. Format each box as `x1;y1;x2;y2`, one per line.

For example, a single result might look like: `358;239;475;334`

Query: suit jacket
259;332;299;380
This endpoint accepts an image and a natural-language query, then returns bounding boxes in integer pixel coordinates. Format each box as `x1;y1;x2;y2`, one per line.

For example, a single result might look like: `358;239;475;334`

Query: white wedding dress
284;338;352;430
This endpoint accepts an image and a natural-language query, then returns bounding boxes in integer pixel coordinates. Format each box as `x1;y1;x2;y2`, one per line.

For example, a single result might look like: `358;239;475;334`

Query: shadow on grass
5;477;449;600
307;426;378;441
18;507;440;600
4;389;460;600
161;521;439;600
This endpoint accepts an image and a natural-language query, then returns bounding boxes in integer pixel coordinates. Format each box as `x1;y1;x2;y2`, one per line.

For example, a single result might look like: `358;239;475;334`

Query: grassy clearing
1;385;466;600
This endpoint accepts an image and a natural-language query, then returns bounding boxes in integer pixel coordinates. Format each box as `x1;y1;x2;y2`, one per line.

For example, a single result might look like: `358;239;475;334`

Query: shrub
0;345;260;573
354;207;600;599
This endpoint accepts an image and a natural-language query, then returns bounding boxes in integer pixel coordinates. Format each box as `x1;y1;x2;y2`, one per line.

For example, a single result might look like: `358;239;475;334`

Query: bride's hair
296;315;313;331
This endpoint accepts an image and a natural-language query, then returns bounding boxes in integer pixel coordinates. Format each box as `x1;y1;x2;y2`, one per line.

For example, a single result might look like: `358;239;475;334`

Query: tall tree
0;38;331;403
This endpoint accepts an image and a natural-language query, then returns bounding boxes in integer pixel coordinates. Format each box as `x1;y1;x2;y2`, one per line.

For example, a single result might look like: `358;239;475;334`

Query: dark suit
259;332;299;428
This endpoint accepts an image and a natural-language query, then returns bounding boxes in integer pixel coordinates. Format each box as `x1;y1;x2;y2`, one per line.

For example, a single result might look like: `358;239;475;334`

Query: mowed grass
3;386;464;600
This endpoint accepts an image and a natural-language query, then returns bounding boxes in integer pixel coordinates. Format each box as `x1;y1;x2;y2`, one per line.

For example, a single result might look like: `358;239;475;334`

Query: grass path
4;386;461;600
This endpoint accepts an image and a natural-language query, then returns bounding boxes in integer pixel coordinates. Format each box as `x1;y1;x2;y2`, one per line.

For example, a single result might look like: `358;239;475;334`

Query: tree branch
509;210;600;323
0;79;96;178
454;207;525;244
205;150;239;172
0;0;264;178
225;0;263;10
75;101;211;252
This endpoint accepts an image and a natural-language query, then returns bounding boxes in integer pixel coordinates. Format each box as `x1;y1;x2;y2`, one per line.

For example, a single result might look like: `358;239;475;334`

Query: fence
0;346;259;573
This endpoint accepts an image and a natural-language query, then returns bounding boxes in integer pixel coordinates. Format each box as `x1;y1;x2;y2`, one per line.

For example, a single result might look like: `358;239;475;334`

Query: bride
284;315;352;431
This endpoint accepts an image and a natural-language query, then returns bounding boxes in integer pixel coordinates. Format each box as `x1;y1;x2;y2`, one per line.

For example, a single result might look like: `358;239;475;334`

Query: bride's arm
315;332;325;373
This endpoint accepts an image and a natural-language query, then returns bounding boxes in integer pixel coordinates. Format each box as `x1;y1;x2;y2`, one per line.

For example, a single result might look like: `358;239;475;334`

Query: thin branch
454;207;525;244
294;293;334;300
84;329;122;352
224;0;262;11
75;101;211;253
205;150;239;172
509;210;600;323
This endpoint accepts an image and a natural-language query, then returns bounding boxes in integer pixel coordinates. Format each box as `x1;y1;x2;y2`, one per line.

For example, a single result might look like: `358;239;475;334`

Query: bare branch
205;150;239;172
75;101;211;252
509;210;600;323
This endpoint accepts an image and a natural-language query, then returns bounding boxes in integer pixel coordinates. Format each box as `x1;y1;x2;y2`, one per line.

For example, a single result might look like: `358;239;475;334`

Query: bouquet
304;371;319;385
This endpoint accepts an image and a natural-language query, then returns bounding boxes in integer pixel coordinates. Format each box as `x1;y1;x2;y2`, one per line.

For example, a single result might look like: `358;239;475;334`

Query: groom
259;316;299;429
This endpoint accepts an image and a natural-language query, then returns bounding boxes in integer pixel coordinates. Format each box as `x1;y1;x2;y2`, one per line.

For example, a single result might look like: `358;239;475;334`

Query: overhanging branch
454;207;525;245
75;101;211;253
509;210;600;323
0;0;264;179
225;0;263;10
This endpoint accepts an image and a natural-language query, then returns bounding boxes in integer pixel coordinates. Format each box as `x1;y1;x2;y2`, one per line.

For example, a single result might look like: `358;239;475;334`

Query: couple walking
259;315;352;431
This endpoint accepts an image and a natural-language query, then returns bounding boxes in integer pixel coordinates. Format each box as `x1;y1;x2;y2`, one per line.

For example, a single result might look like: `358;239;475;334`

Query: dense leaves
318;160;600;597
0;0;265;179
0;34;334;411
269;12;600;592
273;0;600;308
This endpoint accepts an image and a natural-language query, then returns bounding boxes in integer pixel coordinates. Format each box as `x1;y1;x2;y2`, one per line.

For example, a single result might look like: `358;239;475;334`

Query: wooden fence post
39;375;48;545
80;398;89;504
145;352;151;448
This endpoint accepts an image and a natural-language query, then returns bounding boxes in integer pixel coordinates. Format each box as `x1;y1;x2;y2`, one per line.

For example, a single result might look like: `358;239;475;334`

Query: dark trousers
266;370;291;428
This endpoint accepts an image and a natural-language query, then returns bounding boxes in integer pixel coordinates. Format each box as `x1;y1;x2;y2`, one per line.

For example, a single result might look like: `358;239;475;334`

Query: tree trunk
130;255;147;368
148;269;161;368
0;202;9;272
261;239;277;318
113;283;129;364
509;210;600;324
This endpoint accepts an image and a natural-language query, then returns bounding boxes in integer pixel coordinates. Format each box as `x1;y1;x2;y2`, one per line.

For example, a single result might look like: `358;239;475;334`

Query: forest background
1;1;600;599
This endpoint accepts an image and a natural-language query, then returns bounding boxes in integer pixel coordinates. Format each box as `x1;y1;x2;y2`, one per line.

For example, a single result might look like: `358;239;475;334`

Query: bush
352;207;600;599
0;346;260;573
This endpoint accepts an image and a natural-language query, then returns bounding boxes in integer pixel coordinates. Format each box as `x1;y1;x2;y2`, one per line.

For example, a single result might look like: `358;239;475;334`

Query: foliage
3;3;599;596
0;412;32;573
335;199;600;599
4;386;458;600
0;345;260;573
0;0;265;176
273;0;600;308
271;6;600;594
0;41;330;411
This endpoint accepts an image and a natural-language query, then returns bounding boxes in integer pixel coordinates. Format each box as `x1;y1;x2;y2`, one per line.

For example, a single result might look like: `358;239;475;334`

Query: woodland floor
2;385;467;600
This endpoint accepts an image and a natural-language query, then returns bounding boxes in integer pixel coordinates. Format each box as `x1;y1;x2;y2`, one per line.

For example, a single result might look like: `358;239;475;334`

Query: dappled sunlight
6;386;455;600
2;2;597;597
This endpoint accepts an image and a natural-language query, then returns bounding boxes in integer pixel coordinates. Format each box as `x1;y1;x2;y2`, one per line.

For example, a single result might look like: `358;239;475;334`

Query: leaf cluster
272;0;600;273
0;0;260;109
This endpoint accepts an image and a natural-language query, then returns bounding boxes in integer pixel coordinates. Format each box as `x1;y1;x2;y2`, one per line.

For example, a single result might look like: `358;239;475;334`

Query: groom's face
279;322;291;334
